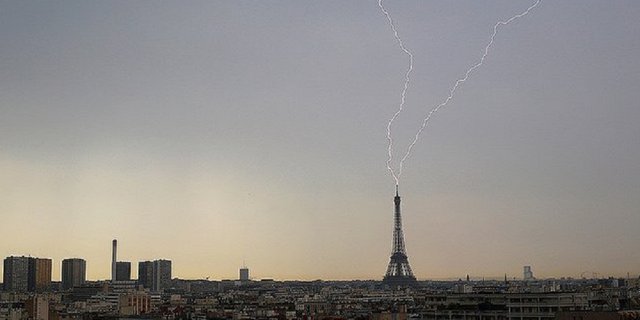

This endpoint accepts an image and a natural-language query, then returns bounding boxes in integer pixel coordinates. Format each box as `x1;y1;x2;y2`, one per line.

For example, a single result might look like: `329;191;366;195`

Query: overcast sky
1;1;639;281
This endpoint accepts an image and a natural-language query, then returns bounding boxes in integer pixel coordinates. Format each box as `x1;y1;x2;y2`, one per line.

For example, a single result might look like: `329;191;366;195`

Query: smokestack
111;239;117;282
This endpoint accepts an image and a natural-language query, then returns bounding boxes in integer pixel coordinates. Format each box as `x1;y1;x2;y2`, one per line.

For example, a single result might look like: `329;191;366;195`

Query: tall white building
524;265;534;281
240;267;249;281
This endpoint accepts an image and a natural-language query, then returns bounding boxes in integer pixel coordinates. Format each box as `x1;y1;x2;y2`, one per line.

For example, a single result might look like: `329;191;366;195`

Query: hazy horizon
2;1;639;281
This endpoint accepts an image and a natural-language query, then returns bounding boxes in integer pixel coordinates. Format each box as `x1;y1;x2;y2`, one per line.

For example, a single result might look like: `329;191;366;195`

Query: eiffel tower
383;186;417;285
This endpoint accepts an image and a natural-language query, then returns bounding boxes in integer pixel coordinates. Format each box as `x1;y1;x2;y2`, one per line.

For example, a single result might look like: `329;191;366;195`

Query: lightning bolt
378;0;414;187
392;0;542;179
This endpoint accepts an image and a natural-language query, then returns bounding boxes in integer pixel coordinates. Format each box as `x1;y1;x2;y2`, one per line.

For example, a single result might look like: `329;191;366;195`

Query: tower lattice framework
383;186;417;285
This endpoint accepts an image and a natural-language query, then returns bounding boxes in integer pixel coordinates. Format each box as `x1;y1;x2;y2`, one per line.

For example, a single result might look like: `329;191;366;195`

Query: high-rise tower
3;256;30;292
61;258;86;290
3;256;52;292
523;266;534;281
138;259;171;292
116;261;131;281
383;186;416;285
240;267;249;281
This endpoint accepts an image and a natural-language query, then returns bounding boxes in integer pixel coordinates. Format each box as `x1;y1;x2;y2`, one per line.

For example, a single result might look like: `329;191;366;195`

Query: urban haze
2;0;639;284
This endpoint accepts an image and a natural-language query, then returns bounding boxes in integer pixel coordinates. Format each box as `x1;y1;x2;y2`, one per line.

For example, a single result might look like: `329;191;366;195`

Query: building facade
152;259;171;292
419;292;590;320
3;256;51;292
524;266;534;281
116;261;131;281
25;295;49;320
3;256;30;292
240;267;249;281
61;258;86;290
138;261;153;289
138;259;172;292
29;258;52;292
118;291;151;316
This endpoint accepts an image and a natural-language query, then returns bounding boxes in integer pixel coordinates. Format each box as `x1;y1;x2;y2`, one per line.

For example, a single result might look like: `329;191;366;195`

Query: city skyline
2;1;640;281
2;250;639;283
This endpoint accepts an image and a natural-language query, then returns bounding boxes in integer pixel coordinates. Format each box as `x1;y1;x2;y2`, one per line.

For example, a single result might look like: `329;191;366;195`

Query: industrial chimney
111;239;117;282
